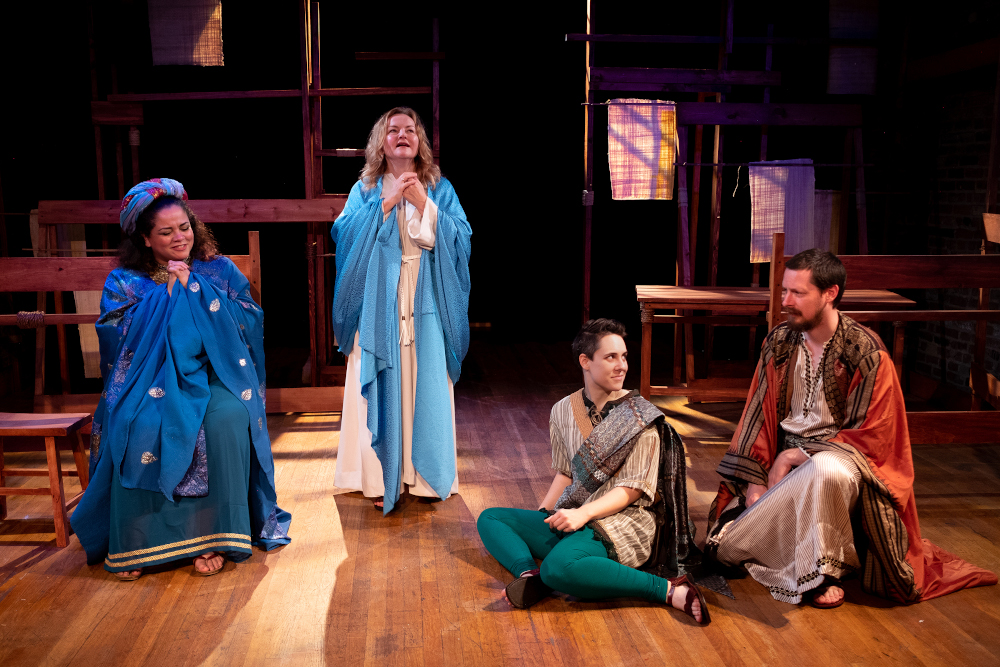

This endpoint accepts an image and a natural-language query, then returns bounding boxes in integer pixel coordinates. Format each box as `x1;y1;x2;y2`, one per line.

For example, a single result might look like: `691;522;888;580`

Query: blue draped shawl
331;176;471;513
71;257;291;563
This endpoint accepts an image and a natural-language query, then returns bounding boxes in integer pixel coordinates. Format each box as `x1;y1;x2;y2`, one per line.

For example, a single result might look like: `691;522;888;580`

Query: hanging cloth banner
749;159;816;263
148;0;224;67
608;99;676;200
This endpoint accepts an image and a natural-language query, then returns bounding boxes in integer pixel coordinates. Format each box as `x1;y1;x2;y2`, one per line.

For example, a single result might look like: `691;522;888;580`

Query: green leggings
476;507;669;602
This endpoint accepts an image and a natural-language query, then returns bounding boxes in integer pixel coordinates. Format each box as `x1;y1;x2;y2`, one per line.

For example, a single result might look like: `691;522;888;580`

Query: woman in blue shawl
332;108;472;514
70;178;291;580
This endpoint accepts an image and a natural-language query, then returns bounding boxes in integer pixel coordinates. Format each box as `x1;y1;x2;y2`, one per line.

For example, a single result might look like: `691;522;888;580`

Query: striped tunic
550;390;660;568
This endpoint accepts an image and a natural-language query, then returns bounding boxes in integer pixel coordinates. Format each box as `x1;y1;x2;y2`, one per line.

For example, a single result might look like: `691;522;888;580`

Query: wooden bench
768;231;1000;445
0;412;91;547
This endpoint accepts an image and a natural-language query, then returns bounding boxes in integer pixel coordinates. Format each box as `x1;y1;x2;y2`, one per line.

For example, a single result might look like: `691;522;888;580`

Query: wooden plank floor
1;340;998;666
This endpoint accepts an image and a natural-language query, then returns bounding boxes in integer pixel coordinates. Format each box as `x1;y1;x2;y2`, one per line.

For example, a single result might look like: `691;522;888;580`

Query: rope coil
16;311;45;328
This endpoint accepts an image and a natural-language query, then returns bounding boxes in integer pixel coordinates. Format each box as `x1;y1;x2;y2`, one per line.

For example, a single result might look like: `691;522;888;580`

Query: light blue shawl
331;176;471;513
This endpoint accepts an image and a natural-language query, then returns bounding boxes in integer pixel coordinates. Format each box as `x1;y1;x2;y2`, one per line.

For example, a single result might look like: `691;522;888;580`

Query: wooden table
0;412;92;547
636;286;916;401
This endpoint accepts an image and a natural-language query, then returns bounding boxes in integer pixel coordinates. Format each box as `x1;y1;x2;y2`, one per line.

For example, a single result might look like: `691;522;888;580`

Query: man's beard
785;308;824;332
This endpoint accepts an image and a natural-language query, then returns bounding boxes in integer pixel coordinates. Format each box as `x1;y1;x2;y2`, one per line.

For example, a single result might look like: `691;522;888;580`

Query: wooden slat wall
37;199;346;225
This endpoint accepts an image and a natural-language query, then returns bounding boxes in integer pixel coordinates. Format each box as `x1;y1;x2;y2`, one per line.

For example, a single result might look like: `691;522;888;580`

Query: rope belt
399;254;421;346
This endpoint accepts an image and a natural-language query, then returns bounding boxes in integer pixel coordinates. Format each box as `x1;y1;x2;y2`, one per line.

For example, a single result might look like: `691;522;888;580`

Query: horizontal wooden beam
591;67;780;86
675;103;862;126
845;310;1000;322
566;34;872;45
316;149;365;157
266;387;343;413
653;314;765;325
355;52;445;60
839;254;1000;289
108;90;302;102
30;388;342;415
907;411;1000;445
310;87;431;97
1;468;81;477
591;83;732;94
90;101;143;125
37;199;347;225
107;87;431;103
906;37;1000;81
0;257;116;293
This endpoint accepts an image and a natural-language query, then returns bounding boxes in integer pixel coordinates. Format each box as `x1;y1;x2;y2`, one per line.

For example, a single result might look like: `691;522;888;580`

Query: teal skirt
104;371;253;572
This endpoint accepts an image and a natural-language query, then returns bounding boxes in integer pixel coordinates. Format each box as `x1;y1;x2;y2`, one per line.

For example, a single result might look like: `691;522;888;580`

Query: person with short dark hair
476;319;711;624
71;178;291;581
707;248;996;607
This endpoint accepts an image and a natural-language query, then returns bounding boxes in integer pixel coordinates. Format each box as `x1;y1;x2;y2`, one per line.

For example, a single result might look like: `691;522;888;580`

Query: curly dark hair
118;196;218;273
571;318;628;360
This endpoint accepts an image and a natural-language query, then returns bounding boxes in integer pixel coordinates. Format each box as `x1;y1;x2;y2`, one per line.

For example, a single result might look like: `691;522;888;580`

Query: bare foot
372;497;384;510
668;581;703;623
814;584;844;606
193;552;224;575
114;569;142;581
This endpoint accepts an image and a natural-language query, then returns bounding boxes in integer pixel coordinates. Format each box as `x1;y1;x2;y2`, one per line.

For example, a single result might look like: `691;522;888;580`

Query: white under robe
713;338;862;604
335;174;459;499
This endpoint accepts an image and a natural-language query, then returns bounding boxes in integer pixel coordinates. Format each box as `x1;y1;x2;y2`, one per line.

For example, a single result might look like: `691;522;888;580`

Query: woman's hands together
382;172;425;215
166;260;190;296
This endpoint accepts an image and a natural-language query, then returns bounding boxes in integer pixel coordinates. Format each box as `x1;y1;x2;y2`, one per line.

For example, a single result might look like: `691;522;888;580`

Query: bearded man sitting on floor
707;248;996;608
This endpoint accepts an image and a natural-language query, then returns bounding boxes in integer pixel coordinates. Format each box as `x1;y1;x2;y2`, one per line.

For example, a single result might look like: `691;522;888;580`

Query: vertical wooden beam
88;5;106;201
986;48;1000;215
674;126;691;385
311;2;323;196
432;18;441;166
768;232;786;330
129;125;140;184
582;0;595;322
854;128;869;254
838;130;852;253
705;0;733;368
73;432;90;490
49;226;70;395
299;0;314;201
111;66;125;197
0;437;6;520
676;126;692;286
307;228;318;387
249;231;262;306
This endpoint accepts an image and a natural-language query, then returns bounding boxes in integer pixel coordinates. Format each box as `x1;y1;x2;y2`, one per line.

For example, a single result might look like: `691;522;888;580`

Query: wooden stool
0;412;92;547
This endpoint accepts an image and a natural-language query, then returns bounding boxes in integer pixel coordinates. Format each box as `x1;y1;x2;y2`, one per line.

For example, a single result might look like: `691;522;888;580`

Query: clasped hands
381;171;426;215
745;447;810;508
165;260;190;296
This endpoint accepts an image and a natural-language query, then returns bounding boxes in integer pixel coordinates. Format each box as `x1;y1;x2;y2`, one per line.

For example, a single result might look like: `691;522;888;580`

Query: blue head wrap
119;178;188;235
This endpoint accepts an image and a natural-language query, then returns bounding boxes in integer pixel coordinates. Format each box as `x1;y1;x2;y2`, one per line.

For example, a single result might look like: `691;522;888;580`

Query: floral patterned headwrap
119;178;188;235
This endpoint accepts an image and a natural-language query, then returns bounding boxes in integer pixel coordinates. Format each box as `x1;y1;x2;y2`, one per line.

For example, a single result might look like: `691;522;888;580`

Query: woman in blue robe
70;178;291;580
332;108;472;514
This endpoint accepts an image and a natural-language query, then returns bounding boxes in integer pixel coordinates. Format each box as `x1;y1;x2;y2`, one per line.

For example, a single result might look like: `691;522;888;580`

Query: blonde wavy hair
360;107;441;190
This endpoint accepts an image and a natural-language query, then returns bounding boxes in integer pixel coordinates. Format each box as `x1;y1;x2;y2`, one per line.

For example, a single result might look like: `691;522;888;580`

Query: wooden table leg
45;436;70;548
73;432;89;490
641;306;653;399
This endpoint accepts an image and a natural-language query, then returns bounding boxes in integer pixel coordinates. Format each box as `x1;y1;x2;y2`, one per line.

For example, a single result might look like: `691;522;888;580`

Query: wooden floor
1;339;999;666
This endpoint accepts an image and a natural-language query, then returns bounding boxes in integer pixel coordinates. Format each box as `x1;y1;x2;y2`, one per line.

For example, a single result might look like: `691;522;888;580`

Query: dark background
3;0;1000;395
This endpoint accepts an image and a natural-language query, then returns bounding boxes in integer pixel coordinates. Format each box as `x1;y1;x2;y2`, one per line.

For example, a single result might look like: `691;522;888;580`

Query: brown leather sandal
192;552;225;577
667;574;711;625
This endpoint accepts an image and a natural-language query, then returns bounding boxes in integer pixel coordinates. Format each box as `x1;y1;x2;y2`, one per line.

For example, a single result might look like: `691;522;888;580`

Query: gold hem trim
105;539;252;568
106;532;250;559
